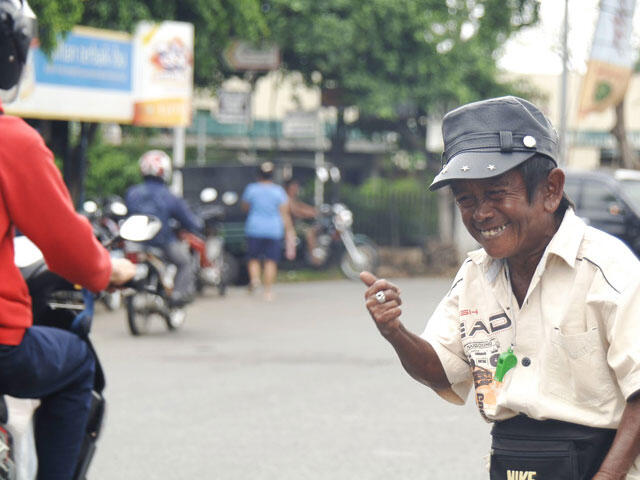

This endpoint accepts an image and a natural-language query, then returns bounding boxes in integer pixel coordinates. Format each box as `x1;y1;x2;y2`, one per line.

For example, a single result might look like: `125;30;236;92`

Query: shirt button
521;357;531;367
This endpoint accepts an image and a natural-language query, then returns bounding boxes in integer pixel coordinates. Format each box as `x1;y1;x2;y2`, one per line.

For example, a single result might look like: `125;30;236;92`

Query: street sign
223;41;280;71
216;90;251;124
282;111;321;139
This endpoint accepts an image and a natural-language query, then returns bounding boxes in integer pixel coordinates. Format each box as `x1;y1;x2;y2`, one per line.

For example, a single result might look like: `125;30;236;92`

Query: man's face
450;169;552;260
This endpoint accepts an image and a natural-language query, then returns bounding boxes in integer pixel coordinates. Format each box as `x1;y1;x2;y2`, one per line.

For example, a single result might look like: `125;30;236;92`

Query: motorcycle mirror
14;236;44;267
200;187;218;203
119;215;162;242
109;201;128;217
329;166;341;183
83;200;99;215
316;166;329;183
222;191;238;206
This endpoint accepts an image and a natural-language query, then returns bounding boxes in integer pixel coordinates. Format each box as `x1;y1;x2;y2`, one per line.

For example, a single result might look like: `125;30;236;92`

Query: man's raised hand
360;271;403;337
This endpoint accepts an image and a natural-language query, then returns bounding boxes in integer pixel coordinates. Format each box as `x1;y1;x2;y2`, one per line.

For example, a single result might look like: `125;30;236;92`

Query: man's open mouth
479;224;508;239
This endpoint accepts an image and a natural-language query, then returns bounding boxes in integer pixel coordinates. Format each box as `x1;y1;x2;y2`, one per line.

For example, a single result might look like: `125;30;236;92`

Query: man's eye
455;197;474;207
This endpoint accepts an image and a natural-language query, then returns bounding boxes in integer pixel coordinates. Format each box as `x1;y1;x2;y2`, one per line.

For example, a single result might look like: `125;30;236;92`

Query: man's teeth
480;225;507;238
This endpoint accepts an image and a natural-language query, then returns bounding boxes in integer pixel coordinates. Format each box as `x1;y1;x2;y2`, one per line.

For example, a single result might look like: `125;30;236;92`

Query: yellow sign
578;0;636;116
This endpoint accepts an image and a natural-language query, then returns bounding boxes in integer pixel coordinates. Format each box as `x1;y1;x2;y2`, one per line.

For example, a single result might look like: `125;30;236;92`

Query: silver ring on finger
375;290;387;304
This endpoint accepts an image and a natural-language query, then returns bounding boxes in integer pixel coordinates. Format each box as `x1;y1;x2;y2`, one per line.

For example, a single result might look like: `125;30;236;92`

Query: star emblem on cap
487;164;496;171
461;165;470;172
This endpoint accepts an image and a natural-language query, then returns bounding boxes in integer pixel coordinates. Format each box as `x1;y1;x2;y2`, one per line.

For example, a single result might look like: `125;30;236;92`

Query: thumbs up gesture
360;271;403;338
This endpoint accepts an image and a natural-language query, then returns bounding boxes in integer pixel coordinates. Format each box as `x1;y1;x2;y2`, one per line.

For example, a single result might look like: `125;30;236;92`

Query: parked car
564;168;640;256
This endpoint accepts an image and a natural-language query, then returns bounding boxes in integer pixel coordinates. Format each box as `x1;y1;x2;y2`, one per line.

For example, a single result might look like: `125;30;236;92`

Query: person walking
241;162;296;301
361;96;640;479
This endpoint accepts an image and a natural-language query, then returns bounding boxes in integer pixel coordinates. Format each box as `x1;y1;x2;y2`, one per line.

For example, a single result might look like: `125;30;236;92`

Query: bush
85;144;143;199
340;176;438;247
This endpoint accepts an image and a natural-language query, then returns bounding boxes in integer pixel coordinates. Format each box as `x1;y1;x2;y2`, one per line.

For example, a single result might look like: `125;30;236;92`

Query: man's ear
543;168;565;213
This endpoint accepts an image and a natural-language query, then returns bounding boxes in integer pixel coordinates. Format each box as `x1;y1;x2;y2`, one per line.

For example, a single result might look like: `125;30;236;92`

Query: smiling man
361;97;640;479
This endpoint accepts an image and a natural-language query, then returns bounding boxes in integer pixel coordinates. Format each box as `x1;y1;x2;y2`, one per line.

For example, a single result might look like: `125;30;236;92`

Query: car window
563;178;581;207
619;180;640;212
581;181;618;211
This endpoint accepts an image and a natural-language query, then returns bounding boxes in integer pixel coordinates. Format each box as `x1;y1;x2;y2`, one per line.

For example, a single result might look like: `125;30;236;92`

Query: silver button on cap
523;135;536;148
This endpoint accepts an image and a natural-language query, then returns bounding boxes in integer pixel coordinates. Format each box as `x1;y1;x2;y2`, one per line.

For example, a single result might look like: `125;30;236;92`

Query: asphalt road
89;276;491;479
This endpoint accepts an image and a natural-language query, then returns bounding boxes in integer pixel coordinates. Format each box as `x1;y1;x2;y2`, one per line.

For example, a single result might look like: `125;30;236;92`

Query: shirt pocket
541;328;614;406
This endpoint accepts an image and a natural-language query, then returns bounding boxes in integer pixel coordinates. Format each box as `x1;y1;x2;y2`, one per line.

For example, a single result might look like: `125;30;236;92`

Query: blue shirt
242;182;287;239
125;178;203;247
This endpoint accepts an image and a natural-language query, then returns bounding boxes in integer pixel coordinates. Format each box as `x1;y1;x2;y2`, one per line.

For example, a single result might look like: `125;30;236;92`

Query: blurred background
7;0;640;280
6;2;640;478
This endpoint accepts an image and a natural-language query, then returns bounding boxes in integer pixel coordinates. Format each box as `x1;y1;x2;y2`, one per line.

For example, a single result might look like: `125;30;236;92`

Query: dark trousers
0;326;95;480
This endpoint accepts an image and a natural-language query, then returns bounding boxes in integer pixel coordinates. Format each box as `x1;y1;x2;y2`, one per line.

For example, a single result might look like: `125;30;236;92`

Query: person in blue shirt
125;150;203;307
241;162;295;301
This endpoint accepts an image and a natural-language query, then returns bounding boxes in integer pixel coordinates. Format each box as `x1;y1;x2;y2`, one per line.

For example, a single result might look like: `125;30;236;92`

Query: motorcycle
293;202;380;280
121;216;188;336
2;215;156;479
81;197;129;311
182;187;239;296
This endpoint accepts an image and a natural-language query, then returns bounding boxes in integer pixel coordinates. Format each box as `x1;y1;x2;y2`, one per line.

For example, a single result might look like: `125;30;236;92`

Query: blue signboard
34;31;132;91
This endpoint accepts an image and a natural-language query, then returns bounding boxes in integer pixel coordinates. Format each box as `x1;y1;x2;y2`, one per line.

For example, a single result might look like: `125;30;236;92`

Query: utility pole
558;0;569;166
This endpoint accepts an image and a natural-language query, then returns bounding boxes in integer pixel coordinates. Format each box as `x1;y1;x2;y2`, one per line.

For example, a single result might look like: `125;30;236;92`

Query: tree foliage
29;0;84;54
31;0;268;88
264;0;540;146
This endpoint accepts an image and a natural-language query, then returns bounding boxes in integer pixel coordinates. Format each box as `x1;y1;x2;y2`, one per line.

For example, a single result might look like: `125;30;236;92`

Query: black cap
429;96;559;191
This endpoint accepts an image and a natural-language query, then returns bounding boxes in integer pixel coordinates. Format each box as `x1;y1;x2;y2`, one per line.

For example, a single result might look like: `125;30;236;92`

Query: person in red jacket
0;1;135;478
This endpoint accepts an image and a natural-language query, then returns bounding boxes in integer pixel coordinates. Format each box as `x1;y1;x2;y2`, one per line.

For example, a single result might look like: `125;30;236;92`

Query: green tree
28;0;268;203
32;0;268;88
29;0;84;54
77;0;268;88
264;0;540;153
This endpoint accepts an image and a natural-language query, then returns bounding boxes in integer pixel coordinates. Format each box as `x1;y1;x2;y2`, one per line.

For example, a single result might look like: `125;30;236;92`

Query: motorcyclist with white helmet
125;150;204;307
0;1;136;478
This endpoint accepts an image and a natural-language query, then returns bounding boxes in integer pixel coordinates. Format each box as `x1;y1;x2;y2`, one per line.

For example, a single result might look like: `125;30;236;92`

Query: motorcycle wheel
125;294;150;335
125;292;168;336
217;279;227;296
221;252;239;287
340;237;380;281
165;308;186;330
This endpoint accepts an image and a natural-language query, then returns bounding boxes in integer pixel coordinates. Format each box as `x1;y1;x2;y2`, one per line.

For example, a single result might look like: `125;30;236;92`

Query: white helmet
139;150;172;183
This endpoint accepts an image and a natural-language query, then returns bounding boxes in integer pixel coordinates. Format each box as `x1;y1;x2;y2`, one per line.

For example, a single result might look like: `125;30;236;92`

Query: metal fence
341;188;439;247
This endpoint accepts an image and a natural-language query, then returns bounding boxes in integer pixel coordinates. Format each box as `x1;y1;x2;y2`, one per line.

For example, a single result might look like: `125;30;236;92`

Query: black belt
490;415;616;480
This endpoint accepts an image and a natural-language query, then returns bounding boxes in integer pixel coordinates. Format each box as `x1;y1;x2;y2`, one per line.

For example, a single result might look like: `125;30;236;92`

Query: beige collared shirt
422;208;640;431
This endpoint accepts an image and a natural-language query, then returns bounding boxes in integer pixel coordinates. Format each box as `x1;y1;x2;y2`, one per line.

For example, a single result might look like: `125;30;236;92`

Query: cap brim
428;151;535;191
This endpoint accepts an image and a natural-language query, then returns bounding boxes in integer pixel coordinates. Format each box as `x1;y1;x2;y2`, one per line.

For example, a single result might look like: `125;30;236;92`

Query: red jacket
0;103;112;345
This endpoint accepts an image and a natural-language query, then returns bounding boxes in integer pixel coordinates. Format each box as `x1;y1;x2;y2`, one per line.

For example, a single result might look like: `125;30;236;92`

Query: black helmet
0;0;37;92
429;96;559;191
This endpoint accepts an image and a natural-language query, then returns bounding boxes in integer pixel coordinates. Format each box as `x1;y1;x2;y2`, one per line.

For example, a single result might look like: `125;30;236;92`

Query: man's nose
472;198;494;223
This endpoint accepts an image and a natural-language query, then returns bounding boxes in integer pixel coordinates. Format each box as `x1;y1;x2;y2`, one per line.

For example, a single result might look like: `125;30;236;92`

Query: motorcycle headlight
334;208;353;229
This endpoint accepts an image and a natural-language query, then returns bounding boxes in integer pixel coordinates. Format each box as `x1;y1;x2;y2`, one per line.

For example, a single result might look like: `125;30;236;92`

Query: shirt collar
543;208;585;268
466;208;586;283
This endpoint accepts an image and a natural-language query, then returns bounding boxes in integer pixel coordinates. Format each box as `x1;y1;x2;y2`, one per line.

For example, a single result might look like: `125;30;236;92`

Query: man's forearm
595;395;640;479
384;323;450;391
